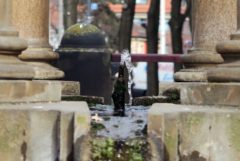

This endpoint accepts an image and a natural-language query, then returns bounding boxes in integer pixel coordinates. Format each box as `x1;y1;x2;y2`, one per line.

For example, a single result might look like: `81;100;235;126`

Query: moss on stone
164;132;177;159
230;118;240;152
182;114;204;136
163;88;180;104
0;114;27;153
65;24;101;36
62;95;104;106
186;114;204;127
77;116;87;125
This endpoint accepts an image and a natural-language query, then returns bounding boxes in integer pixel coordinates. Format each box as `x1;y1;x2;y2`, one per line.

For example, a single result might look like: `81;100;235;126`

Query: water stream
120;49;134;105
89;50;149;161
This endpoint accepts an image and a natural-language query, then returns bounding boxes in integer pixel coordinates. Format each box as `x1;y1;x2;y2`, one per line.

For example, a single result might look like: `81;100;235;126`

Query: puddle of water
90;105;150;161
90;105;149;139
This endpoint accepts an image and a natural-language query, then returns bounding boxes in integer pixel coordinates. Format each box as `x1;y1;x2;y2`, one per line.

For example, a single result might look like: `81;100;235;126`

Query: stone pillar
0;0;37;79
0;0;27;53
207;0;240;82
12;0;58;60
12;0;64;79
174;0;237;82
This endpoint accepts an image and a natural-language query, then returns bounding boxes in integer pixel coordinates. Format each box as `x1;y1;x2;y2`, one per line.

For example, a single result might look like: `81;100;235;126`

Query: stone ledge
216;40;240;54
207;68;240;82
159;82;187;95
0;80;62;103
180;82;240;106
148;103;240;161
181;52;224;64
174;71;207;82
61;81;80;96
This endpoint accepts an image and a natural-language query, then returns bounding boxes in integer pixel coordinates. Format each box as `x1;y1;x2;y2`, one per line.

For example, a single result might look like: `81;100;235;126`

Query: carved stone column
0;0;36;79
174;0;237;82
207;0;240;82
12;0;64;79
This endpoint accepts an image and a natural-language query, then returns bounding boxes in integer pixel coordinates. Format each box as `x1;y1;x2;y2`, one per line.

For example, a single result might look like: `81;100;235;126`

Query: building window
136;0;148;4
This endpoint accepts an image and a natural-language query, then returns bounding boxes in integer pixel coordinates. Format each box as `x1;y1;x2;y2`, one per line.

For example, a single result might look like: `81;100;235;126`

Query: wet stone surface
90;105;148;139
90;105;150;161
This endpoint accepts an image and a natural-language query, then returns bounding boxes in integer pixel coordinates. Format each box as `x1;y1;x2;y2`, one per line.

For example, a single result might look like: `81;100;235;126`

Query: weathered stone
181;52;224;65
217;40;240;55
0;55;64;79
0;110;29;161
132;90;180;106
28;111;60;161
61;81;80;96
0;58;34;79
174;0;236;81
0;80;61;103
215;0;240;61
159;82;186;95
29;62;64;79
212;3;240;80
191;0;236;52
0;0;43;79
148;103;240;161
180;82;240;106
59;112;74;161
0;0;27;54
0;36;27;53
12;0;64;79
0;110;60;161
132;96;168;106
12;0;58;60
207;67;240;82
0;0;64;80
62;95;104;105
174;71;207;82
180;0;236;65
0;101;91;161
42;101;91;161
74;102;91;161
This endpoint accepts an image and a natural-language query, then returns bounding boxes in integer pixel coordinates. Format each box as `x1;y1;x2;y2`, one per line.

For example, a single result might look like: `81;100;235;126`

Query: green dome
60;23;106;48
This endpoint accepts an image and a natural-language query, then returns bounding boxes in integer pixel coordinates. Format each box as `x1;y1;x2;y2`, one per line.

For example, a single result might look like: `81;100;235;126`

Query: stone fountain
0;0;240;161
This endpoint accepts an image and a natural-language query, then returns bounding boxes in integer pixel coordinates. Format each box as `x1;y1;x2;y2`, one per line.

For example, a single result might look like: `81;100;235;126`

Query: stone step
62;95;104;105
0;101;91;161
61;81;80;96
148;103;240;161
0;80;62;103
181;82;240;106
160;82;240;107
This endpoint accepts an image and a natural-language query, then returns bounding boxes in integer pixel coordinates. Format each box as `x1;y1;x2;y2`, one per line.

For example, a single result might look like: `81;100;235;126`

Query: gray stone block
181;82;240;106
61;81;80;96
0;101;91;161
28;111;60;161
0;110;60;161
0;80;61;103
148;103;240;161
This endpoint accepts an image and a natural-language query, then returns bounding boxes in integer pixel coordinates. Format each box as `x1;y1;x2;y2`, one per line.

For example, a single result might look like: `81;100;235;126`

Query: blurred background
49;0;192;95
